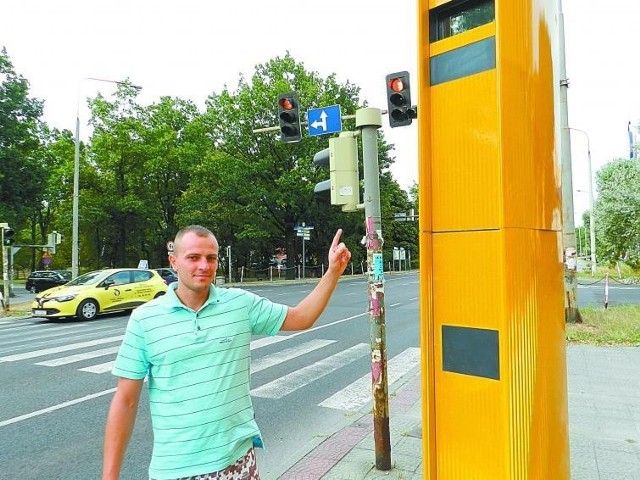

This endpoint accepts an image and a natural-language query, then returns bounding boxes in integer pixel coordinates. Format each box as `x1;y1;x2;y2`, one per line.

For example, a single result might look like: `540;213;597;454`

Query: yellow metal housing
418;0;569;477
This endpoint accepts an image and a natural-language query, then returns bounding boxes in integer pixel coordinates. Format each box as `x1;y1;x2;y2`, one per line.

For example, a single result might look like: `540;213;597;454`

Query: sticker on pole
373;253;384;279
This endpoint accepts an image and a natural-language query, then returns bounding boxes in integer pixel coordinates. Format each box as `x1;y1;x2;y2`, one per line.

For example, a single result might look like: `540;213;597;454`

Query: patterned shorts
173;447;260;480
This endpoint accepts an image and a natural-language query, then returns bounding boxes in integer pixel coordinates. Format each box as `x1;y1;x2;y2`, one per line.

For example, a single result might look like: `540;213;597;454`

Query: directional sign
294;225;314;231
307;105;342;136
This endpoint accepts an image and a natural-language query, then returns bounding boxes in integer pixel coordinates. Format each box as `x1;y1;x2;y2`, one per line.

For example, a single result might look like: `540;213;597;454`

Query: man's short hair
174;225;215;243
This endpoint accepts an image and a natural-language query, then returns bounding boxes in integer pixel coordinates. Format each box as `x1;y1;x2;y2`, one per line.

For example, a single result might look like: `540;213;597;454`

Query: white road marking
251;339;336;373
250;335;288;350
0;335;124;362
0;323;111;344
319;347;421;411
79;360;115;374
36;346;121;366
250;343;369;399
1;311;371;425
0;388;116;427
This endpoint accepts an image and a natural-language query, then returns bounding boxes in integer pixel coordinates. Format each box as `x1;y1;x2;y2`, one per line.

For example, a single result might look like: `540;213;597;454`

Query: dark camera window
431;0;495;42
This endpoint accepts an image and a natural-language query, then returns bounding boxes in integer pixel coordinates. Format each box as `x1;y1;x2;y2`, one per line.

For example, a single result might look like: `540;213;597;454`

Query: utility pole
558;0;582;323
1;224;10;312
356;107;391;470
259;98;393;470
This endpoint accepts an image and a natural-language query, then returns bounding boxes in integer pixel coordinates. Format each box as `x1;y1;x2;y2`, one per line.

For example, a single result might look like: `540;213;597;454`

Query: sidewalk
0;287;34;318
272;345;640;479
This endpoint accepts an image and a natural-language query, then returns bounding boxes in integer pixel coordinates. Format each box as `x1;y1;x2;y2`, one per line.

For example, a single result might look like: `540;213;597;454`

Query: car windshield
56;271;72;281
66;270;111;286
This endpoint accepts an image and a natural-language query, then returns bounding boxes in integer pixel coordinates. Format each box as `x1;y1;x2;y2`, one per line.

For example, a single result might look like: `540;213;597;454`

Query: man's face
169;231;219;294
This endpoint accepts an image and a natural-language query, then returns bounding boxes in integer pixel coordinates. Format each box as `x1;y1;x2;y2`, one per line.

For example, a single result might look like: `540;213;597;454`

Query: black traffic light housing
385;71;416;128
277;92;302;143
3;228;14;246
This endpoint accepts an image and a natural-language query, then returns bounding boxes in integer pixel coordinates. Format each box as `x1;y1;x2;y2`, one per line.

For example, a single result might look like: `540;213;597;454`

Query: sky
1;0;638;226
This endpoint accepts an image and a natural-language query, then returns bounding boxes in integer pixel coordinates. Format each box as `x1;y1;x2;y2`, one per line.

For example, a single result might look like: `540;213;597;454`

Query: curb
272;366;422;480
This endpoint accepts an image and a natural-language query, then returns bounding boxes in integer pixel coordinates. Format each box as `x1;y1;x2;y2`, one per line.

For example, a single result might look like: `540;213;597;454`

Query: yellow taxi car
32;268;168;321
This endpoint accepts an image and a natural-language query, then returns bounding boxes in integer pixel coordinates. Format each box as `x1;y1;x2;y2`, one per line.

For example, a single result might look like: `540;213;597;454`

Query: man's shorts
173;447;259;480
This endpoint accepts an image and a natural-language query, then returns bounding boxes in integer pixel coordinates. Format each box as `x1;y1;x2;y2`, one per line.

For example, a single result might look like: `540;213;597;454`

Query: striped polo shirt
112;283;288;480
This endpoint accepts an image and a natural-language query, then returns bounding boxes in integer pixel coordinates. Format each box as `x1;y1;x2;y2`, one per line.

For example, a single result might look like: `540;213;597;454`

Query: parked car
32;268;167;321
155;267;178;285
25;270;72;293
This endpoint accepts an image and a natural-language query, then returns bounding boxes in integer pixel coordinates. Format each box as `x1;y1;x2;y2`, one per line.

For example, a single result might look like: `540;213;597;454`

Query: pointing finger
331;229;343;251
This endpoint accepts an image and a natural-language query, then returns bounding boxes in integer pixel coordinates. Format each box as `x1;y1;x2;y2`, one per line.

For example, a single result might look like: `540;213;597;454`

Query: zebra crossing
0;320;420;413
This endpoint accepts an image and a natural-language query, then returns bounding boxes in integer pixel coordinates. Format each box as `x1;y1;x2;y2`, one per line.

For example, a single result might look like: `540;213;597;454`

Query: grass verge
567;305;640;346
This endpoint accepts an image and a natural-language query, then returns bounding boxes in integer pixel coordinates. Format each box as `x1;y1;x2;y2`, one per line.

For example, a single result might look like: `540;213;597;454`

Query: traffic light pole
356;107;391;470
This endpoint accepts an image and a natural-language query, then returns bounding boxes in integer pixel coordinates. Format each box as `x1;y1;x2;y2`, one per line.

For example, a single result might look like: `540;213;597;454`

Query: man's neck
174;286;210;312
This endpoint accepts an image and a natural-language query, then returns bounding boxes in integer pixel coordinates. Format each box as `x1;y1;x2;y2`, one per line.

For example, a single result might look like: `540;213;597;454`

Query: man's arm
280;229;351;331
102;377;144;480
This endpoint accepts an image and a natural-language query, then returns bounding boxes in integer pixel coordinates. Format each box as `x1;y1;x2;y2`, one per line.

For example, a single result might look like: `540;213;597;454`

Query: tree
594;159;640;267
190;52;409;278
19;127;76;271
0;47;45;233
85;83;148;268
30;53;417;275
137;96;208;267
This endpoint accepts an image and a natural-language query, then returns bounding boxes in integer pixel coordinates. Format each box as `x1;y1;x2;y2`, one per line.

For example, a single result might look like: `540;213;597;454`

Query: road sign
166;240;175;252
294;225;314;231
307;105;342;136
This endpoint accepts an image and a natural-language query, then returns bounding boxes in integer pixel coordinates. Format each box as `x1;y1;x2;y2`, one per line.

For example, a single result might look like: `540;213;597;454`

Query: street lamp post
72;78;141;278
568;128;596;276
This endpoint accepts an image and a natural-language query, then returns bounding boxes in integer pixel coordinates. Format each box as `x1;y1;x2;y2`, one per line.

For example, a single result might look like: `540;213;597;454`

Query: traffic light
385;71;416;128
47;231;63;254
313;133;360;212
277;92;302;143
3;228;14;246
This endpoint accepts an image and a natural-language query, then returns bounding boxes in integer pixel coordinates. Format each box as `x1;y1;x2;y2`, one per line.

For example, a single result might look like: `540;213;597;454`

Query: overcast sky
1;0;638;225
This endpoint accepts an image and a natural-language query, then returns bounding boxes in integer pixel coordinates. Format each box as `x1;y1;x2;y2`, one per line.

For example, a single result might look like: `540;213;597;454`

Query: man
103;225;351;480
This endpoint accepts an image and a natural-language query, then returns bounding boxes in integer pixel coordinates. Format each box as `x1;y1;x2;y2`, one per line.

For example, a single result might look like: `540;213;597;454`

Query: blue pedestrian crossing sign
307;105;342;136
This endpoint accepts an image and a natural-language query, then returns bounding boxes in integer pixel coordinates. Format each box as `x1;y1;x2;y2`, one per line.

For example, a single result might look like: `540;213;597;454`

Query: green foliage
188;52;411;275
1;51;418;276
594;159;640;267
0;47;46;231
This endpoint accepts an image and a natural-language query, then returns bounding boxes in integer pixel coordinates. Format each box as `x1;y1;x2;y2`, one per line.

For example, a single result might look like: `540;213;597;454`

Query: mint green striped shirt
112;284;288;479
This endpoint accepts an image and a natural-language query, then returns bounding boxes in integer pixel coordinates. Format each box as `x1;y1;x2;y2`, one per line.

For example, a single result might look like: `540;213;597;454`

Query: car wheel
77;299;99;321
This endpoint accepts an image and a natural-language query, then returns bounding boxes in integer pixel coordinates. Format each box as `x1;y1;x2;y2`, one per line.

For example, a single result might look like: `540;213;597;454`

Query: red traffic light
277;92;302;143
279;97;295;110
388;77;405;93
385;71;414;128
